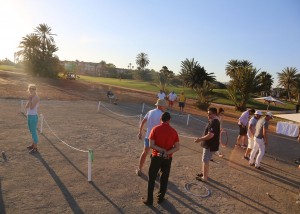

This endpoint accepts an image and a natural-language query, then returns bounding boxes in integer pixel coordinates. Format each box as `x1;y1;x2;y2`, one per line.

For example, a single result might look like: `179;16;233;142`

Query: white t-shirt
144;108;163;138
168;92;177;101
157;92;166;99
238;110;249;126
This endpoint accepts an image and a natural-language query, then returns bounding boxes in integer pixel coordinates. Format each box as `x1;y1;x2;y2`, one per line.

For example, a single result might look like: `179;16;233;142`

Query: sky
1;0;299;86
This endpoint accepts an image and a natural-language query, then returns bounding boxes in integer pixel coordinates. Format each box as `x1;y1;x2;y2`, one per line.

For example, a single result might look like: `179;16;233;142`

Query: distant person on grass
136;99;167;176
142;112;180;206
194;107;220;182
25;84;40;154
157;90;166;100
167;91;177;111
236;108;255;148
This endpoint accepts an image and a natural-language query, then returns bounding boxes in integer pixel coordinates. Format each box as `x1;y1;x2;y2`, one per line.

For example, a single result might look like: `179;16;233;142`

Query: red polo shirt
149;122;179;157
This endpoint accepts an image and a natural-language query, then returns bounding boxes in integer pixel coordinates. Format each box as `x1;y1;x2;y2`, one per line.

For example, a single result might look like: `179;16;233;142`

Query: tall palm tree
256;71;274;96
136;52;149;69
277;67;298;101
34;23;57;57
225;59;259;110
18;33;41;61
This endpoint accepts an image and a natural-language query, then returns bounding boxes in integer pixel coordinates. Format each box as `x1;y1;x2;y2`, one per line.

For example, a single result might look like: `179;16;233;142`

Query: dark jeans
147;156;172;203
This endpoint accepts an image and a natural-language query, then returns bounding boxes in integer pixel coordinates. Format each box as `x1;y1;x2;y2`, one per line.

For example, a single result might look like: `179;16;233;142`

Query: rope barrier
98;101;141;118
43;118;89;153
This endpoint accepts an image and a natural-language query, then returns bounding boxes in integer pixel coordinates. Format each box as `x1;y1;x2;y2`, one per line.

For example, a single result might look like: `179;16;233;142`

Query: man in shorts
236;108;255;148
137;99;167;176
194;107;220;182
167;91;177;111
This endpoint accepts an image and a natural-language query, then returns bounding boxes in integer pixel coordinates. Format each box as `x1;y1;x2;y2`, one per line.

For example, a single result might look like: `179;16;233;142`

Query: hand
28;95;33;100
194;138;201;143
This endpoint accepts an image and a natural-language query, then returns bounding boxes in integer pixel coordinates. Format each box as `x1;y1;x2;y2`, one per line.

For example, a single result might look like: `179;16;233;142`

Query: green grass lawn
0;65;21;71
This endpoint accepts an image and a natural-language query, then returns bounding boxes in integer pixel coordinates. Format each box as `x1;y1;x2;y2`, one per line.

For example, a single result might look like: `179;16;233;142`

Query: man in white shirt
157;90;166;100
136;99;167;176
167;91;177;111
236;108;255;148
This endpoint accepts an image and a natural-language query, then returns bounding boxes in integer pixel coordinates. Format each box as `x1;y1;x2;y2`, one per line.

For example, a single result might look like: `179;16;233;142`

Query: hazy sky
1;0;299;85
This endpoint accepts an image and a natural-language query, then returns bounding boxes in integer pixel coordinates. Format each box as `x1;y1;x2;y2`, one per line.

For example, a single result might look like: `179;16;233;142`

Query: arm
194;132;214;143
166;141;180;155
138;118;147;139
26;95;39;109
249;124;255;138
149;139;167;153
263;127;268;145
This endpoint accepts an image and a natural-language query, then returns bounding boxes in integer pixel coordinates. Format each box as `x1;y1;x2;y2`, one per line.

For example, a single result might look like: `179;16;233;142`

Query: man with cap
143;112;180;206
243;110;263;160
249;112;273;170
137;99;167;176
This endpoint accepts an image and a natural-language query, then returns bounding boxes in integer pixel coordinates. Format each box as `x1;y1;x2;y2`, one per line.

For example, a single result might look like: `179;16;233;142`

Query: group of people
236;108;273;170
157;90;186;114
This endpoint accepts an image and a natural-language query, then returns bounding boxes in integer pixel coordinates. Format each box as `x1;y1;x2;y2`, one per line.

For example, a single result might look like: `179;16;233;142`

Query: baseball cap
254;110;263;116
155;99;167;107
266;112;273;118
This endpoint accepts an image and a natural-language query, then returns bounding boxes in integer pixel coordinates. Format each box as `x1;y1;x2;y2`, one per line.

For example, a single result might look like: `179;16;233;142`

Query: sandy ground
0;70;300;214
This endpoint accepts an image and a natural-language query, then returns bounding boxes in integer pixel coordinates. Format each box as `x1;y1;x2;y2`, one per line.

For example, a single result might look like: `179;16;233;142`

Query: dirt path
0;70;300;213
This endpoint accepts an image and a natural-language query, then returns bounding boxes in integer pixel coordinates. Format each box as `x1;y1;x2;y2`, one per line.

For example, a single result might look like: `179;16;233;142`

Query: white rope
189;115;208;125
184;182;211;198
100;103;141;118
43;118;88;153
179;134;196;139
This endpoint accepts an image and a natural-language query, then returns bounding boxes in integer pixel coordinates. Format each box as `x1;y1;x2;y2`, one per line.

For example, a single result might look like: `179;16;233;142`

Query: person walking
249;112;273;170
25;84;40;153
194;107;220;182
236;108;255;148
167;91;177;111
142;112;180;206
136;99;167;176
243;111;263;160
178;91;186;115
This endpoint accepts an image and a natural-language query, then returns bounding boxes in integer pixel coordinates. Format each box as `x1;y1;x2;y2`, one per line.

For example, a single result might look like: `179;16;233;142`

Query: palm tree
256;71;274;96
277;67;298;101
180;58;215;89
136;52;149;69
225;59;259;111
34;23;57;57
17;33;41;61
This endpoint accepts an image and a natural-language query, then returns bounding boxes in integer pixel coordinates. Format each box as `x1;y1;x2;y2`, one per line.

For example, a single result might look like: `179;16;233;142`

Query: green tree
136;52;149;69
225;59;259;111
157;66;174;92
256;71;274;96
17;24;60;78
277;67;298;101
180;58;216;110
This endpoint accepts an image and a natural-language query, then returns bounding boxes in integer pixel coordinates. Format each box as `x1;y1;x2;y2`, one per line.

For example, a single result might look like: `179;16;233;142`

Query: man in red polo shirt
143;112;180;206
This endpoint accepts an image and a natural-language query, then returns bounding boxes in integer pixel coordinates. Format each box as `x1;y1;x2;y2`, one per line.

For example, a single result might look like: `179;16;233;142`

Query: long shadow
41;133;86;178
222;157;300;192
41;133;124;212
33;153;84;214
139;176;213;213
0;178;6;214
208;179;281;214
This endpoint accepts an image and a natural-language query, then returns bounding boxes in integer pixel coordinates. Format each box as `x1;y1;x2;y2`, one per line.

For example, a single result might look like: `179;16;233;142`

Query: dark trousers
147;156;172;203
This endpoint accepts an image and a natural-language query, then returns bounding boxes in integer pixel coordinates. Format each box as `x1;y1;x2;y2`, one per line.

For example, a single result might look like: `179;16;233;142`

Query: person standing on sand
157;90;166;100
236;108;255;148
142;112;180;206
167;91;177;111
194;107;220;182
136;99;167;176
178;91;186;115
249;112;273;170
25;84;40;154
243;111;263;160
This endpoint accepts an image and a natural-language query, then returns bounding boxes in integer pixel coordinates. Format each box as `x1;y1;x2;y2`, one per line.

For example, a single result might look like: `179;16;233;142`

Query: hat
155;99;167;107
254;110;263;116
266;112;273;118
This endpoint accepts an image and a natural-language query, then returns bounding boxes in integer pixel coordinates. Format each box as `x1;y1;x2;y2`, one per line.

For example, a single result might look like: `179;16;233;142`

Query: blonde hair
28;84;37;92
